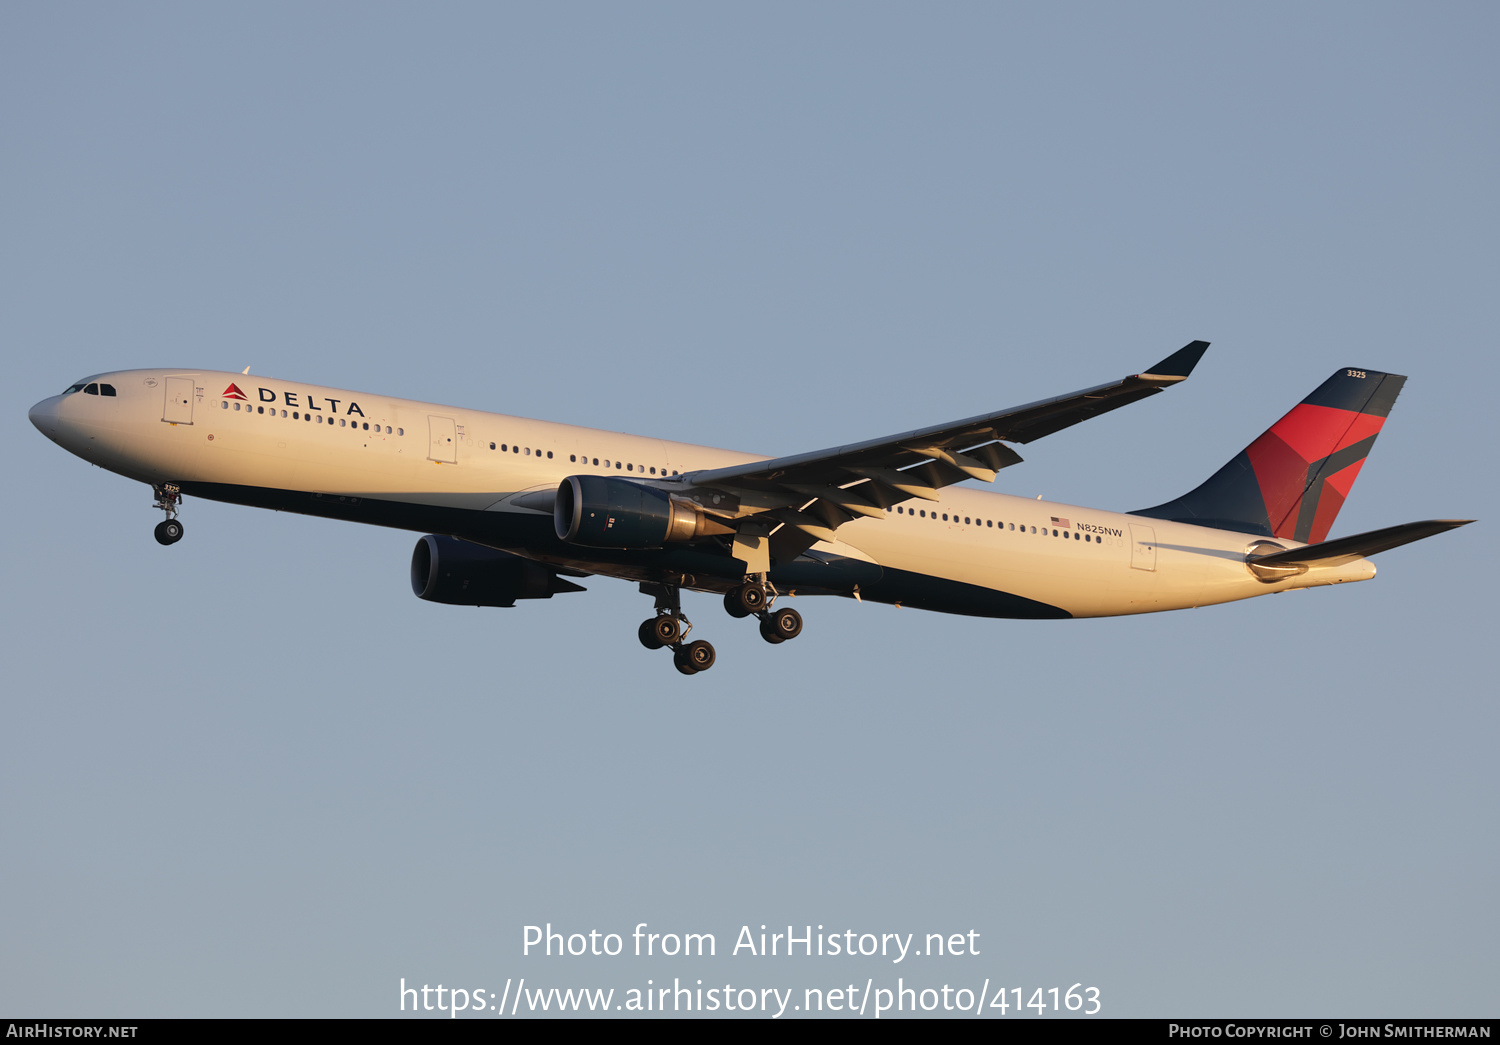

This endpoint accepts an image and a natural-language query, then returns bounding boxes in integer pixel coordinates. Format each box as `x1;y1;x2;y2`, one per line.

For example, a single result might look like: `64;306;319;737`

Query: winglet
1137;340;1210;383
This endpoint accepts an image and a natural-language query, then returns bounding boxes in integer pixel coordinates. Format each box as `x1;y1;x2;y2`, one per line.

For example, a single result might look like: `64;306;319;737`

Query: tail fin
1132;368;1406;542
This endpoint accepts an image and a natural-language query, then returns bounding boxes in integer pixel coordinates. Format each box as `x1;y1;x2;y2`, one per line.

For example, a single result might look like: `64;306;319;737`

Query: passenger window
490;442;496;450
293;411;300;419
547;451;553;459
221;401;228;409
396;428;403;436
627;463;633;472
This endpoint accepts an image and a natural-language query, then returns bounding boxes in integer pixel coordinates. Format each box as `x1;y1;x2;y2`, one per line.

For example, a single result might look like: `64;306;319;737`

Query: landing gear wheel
638;618;666;650
724;590;751;619
768;606;802;641
154;519;184;546
673;647;698;675
651;615;682;646
685;639;715;672
759;607;801;644
734;584;767;616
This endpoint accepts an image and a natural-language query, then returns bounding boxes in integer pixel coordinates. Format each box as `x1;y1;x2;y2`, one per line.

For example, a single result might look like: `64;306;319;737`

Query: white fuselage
28;368;1376;619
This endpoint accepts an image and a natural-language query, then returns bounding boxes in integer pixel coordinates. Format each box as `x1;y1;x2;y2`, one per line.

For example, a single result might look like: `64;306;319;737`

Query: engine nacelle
553;475;731;549
410;534;585;607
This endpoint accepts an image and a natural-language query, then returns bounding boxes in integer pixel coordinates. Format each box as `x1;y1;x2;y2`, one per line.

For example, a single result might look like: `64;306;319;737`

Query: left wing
676;340;1210;566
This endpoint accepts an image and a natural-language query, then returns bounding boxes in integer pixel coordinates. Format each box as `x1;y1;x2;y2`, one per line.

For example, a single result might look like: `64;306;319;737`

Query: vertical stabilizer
1131;368;1405;542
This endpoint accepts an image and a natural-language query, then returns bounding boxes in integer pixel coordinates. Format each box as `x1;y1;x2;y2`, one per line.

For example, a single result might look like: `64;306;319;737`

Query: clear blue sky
2;2;1495;1018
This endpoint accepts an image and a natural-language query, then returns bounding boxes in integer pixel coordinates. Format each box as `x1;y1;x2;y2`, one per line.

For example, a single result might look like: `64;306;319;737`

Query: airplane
28;342;1471;675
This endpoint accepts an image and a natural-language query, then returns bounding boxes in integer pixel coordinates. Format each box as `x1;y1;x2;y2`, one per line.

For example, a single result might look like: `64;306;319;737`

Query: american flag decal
1050;516;1071;528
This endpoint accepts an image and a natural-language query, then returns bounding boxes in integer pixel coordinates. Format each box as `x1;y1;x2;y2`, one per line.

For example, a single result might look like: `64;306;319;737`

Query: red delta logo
222;383;248;401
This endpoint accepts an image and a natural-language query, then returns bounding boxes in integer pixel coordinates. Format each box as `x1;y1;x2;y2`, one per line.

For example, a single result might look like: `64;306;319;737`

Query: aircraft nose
29;395;60;434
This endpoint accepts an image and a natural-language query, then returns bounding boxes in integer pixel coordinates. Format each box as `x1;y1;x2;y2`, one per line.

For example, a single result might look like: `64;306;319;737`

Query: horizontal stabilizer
1247;519;1474;569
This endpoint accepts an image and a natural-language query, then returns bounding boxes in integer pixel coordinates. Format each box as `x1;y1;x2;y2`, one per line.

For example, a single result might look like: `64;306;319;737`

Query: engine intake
411;534;586;607
554;475;732;549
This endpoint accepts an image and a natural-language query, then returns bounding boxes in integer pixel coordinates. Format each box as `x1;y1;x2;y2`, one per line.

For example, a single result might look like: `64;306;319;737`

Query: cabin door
1129;524;1158;572
162;378;194;424
428;415;458;463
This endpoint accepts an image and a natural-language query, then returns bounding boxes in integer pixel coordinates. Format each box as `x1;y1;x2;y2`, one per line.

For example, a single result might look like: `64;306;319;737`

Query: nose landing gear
154;519;184;545
152;483;184;545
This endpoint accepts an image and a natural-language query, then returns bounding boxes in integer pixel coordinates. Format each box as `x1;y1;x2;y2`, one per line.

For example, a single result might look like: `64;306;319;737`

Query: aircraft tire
769;606;802;641
154;519;184;546
651;616;682;646
723;590;751;619
735;584;767;615
758;616;786;644
638;618;665;650
685;639;715;672
673;647;699;675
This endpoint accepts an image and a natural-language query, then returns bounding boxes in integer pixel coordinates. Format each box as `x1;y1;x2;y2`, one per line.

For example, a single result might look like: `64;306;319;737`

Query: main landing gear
152;483;184;546
725;578;803;645
638;582;717;676
636;576;805;676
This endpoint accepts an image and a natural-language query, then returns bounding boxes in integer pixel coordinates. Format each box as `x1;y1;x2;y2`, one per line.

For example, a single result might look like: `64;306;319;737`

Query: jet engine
410;534;586;607
553;475;733;549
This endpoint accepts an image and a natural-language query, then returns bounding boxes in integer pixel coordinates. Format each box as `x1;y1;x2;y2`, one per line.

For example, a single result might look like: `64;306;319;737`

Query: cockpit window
65;382;87;394
84;383;99;395
99;384;116;396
